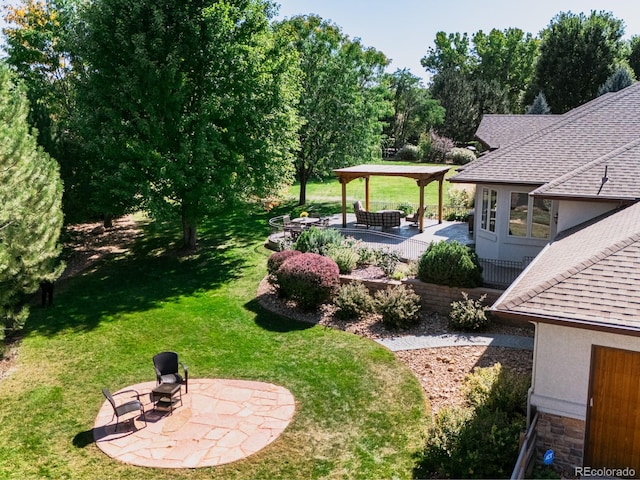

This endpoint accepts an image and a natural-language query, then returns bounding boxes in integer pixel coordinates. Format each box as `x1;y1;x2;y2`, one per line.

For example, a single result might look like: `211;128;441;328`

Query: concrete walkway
94;379;295;468
376;333;534;352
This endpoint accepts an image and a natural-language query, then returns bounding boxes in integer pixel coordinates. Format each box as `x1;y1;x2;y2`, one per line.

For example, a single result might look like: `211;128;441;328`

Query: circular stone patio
93;378;295;468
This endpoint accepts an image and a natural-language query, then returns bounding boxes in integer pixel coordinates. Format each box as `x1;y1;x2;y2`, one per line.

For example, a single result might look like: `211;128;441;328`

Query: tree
385;68;444;148
597;66;634;95
421;31;474;75
429;68;478;142
526;92;551;114
532;11;625;113
628;36;640;81
76;0;299;248
278;15;390;205
3;0;84;217
0;63;63;339
472;28;539;112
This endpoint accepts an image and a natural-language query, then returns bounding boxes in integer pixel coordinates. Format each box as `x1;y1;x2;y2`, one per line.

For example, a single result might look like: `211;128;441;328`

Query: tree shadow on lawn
26;210;266;337
245;298;314;333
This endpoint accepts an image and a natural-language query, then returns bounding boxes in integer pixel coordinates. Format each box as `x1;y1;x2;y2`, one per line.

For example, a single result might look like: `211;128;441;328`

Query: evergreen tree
0;64;64;339
597;67;634;96
527;92;551;114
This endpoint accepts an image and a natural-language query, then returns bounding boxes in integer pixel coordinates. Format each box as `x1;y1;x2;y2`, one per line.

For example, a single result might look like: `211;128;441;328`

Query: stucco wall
556;200;618;233
531;323;640;420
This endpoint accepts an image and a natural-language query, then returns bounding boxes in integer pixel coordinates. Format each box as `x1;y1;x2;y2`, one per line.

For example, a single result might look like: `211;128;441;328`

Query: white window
509;192;551;239
480;188;497;232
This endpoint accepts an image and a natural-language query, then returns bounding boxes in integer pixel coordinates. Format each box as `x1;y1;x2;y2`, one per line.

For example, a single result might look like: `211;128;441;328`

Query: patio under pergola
333;164;451;232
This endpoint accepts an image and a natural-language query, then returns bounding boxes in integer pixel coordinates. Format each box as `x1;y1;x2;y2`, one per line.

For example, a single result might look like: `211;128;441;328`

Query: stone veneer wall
340;275;503;317
535;412;585;475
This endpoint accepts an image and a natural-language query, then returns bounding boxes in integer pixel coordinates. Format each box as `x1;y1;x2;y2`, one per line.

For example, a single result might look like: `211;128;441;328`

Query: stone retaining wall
340;275;505;317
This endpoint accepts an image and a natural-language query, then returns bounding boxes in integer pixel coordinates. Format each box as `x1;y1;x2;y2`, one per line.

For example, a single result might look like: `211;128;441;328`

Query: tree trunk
298;175;307;206
181;202;198;250
103;214;113;228
182;218;197;250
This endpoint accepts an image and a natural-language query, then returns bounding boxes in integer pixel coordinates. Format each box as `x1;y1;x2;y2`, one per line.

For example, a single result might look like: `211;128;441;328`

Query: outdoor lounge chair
405;207;423;227
153;351;189;393
102;387;147;431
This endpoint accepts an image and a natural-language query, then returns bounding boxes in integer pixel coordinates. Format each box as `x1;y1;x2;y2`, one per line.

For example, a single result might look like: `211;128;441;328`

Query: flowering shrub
274;253;340;310
449;293;490;331
333;282;375;321
374;285;422;330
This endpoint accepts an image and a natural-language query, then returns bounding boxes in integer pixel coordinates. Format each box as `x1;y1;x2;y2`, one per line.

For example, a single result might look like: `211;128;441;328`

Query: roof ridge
531;137;640;195
502;231;640;310
460;84;640;177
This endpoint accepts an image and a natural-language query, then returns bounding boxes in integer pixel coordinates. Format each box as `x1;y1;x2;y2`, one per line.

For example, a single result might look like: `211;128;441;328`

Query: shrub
418;132;432;160
445;147;476;165
396;201;414;217
417;241;483;287
267;249;302;276
417;364;529;479
374;285;421;330
274;253;340;310
294;227;345;256
449;292;490;331
374;248;401;277
463;363;529;415
425;129;454;163
396;144;420;161
327;244;358;274
356;246;378;267
333;282;375;321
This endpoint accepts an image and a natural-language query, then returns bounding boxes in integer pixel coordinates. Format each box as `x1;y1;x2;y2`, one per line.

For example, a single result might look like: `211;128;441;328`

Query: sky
2;0;640;84
274;0;640;84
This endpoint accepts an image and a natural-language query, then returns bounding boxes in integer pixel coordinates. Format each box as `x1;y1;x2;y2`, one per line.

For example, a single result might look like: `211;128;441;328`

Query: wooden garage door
585;345;640;470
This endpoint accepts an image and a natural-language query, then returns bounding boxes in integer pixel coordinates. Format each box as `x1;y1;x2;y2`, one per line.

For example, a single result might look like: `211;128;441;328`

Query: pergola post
340;178;348;228
418;183;425;232
364;176;370;211
438;178;444;224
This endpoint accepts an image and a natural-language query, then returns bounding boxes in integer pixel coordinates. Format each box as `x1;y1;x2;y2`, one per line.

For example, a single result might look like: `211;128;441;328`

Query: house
451;84;640;475
492;202;640;475
449;83;640;263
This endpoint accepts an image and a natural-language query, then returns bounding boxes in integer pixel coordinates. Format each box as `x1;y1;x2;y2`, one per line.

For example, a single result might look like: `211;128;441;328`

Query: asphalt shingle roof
492;202;640;330
451;83;640;189
475;114;560;150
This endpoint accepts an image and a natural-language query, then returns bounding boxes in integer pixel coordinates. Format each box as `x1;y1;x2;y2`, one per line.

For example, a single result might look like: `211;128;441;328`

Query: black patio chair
153;351;189;393
102;387;146;431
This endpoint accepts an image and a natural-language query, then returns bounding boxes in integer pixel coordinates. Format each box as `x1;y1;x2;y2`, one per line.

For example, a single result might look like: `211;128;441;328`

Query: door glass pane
509;192;528;237
481;189;489;230
489;190;497;232
532;198;551;239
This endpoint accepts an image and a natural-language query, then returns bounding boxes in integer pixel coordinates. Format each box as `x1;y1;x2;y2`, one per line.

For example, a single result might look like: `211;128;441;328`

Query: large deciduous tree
3;0;83;218
277;15;390;206
0;64;63;339
76;0;299;249
385;68;444;148
532;10;625;113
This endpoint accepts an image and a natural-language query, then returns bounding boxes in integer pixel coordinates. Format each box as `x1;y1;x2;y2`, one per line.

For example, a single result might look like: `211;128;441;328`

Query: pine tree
526;92;551;114
0;63;64;339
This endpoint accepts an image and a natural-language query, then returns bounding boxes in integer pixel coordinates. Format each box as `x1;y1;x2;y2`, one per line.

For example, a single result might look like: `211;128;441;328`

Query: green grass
286;161;459;209
0;206;428;479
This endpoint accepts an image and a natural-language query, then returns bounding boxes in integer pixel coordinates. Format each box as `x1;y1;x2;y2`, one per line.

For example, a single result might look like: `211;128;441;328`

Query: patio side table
151;383;182;414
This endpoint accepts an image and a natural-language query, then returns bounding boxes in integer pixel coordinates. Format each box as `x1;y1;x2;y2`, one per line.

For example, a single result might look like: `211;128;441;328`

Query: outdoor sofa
353;201;401;229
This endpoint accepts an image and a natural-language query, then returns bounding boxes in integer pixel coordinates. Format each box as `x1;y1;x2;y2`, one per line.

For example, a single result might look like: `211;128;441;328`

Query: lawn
286;161;461;210
0;206;428;480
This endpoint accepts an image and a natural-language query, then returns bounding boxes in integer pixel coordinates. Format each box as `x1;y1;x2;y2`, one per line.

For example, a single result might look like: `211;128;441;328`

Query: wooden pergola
334;164;451;232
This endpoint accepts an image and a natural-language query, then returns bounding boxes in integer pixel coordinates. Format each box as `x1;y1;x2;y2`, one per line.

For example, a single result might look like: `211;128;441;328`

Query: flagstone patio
93;378;295;468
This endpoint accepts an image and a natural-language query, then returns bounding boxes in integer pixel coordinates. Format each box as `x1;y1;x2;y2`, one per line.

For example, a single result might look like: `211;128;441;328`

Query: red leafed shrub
274;252;340;310
267;250;302;276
